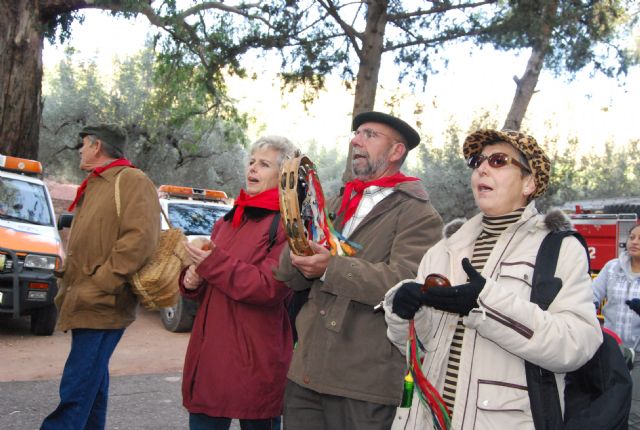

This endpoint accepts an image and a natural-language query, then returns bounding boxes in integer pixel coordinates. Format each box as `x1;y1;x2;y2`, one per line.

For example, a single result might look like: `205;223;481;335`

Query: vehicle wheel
160;296;195;332
603;204;640;217
30;304;57;336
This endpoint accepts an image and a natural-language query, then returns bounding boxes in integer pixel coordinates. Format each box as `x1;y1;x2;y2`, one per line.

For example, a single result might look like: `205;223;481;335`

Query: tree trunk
503;0;557;131
502;44;548;131
342;0;388;182
0;0;45;159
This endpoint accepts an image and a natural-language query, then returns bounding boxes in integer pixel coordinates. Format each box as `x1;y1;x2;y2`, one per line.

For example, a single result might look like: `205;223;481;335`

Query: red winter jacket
180;212;292;419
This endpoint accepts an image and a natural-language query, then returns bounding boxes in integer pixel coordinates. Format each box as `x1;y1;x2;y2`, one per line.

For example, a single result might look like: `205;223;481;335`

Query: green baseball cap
78;123;127;154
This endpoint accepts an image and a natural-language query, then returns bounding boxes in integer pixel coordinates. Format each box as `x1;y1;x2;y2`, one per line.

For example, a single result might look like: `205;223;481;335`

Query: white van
157;185;232;332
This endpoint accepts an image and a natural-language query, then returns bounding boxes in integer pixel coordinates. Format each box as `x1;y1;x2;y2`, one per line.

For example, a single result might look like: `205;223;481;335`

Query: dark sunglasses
467;152;531;173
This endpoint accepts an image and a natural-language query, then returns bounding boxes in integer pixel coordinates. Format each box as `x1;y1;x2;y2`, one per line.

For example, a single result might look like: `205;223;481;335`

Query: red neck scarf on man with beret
68;158;135;212
337;172;419;225
231;188;280;228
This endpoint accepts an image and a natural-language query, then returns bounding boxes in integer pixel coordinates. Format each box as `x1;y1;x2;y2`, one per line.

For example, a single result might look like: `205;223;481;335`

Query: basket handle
115;170;173;228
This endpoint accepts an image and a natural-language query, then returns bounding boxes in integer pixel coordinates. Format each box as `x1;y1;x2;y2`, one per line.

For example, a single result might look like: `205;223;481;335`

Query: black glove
626;299;640;316
421;258;486;316
392;281;426;320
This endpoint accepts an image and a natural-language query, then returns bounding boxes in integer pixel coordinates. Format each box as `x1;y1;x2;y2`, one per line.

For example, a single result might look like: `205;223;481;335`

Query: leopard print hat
462;129;551;199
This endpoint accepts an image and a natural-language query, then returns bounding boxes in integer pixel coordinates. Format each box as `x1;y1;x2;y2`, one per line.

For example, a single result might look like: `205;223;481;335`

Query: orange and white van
0;154;64;335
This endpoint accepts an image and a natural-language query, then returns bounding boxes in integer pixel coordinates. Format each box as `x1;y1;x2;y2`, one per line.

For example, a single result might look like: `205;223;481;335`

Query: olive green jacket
55;166;160;331
275;179;443;405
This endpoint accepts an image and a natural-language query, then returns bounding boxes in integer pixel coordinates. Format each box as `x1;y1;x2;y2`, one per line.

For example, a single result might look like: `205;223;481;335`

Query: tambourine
279;155;357;257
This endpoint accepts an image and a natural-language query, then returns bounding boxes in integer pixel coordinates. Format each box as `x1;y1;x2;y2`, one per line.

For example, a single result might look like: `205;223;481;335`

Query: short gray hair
250;135;301;169
87;134;124;159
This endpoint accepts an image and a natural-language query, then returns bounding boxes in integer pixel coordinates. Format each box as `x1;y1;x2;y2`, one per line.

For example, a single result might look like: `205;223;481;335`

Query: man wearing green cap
41;124;160;430
275;111;443;430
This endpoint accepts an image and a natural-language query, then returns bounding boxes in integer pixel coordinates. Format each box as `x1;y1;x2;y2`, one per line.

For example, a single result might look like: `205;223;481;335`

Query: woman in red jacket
181;135;299;430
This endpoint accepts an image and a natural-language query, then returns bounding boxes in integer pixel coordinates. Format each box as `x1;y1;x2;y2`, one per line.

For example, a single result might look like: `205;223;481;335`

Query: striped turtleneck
441;207;526;414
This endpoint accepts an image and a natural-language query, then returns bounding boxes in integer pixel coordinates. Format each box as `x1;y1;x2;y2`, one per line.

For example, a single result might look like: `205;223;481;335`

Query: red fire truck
567;203;640;273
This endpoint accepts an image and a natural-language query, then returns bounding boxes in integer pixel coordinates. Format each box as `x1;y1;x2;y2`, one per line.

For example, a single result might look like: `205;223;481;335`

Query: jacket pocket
475;379;532;427
497;261;535;294
74;278;116;312
83;262;101;277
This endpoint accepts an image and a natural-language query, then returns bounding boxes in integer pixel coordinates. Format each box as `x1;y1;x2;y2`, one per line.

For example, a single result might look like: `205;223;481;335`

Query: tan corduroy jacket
55;166;160;331
275;179;443;405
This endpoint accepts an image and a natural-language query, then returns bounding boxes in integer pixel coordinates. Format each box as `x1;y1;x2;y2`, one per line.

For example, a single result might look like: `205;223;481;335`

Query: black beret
352;111;420;150
78;123;127;153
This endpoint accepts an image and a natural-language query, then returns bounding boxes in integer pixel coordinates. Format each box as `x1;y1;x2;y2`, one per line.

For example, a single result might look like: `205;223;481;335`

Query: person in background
385;129;602;429
593;223;640;429
180;136;299;430
275;111;443;430
42;124;160;430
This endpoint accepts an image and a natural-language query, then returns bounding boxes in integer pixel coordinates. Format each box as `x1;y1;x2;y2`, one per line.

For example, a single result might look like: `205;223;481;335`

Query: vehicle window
0;177;53;226
167;203;230;235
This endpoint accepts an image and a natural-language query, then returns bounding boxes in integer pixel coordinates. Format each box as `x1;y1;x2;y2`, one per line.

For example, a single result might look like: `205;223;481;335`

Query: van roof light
0;154;43;176
158;185;228;201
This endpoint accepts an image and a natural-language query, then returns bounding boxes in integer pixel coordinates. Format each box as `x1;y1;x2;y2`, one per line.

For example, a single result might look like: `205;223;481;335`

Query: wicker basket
131;227;188;310
115;172;188;310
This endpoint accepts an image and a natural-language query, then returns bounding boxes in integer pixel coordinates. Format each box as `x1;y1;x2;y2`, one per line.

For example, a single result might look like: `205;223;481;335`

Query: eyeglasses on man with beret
351;128;394;141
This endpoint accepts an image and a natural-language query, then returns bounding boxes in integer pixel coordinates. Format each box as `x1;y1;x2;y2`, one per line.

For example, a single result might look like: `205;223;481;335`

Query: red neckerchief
337;172;420;225
67;158;136;212
232;188;280;228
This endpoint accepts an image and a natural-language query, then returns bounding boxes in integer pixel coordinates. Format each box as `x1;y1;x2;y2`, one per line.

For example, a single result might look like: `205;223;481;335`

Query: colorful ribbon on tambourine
305;167;359;256
407;320;451;430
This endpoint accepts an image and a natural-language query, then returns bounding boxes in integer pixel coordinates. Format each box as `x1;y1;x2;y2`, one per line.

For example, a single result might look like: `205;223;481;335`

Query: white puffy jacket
384;202;602;430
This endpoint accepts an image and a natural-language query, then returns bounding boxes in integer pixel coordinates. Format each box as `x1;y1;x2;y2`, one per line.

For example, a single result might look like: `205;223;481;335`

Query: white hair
249;135;301;169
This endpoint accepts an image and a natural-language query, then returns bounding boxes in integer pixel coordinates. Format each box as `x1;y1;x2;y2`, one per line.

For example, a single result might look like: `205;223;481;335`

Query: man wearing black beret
276;111;443;429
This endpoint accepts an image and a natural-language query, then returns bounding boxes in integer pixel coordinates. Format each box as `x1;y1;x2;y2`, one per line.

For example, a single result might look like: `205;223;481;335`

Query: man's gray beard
351;156;389;180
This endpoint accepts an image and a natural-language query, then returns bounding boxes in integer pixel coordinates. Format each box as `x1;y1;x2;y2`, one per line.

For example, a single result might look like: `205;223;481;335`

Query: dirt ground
0;307;191;382
1;185;190;383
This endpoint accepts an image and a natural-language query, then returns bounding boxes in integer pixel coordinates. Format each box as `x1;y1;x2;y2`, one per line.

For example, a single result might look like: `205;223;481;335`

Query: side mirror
57;213;74;230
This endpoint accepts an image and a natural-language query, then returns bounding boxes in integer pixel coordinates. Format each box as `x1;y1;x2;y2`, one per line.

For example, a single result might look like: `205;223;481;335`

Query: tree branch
384;28;485;52
388;0;497;21
317;0;362;54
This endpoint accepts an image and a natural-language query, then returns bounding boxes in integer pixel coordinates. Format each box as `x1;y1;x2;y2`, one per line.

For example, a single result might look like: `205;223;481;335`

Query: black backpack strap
526;230;590;429
530;231;589;311
267;212;281;252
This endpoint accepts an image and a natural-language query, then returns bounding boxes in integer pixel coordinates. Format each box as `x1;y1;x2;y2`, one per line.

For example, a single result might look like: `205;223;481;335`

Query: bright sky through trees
43;9;639;157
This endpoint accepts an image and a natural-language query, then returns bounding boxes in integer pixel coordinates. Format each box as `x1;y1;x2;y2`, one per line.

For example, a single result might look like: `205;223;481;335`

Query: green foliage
538;137;640;211
411;121;478;223
302;140;348;198
42;12;81;44
39;46;249;195
479;0;639;78
271;1;500;94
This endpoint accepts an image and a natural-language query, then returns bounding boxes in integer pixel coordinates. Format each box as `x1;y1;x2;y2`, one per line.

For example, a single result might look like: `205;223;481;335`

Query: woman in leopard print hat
462;129;551;199
383;129;602;429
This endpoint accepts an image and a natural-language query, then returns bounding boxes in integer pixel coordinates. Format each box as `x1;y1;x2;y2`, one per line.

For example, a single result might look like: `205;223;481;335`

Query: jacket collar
618;251;633;278
443;201;576;251
445;201;540;250
94;165;130;182
333;179;429;237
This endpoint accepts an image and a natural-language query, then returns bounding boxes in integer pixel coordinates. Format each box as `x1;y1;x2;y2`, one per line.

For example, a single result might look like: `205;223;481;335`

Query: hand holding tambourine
279;155;358;257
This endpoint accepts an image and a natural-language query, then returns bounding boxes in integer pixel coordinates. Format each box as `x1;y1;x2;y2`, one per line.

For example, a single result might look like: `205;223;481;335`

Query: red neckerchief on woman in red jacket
67;158;135;212
231;188;280;228
337;172;419;225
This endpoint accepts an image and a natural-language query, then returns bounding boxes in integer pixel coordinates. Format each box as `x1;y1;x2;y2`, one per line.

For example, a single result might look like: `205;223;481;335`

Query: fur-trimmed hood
543;207;573;232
